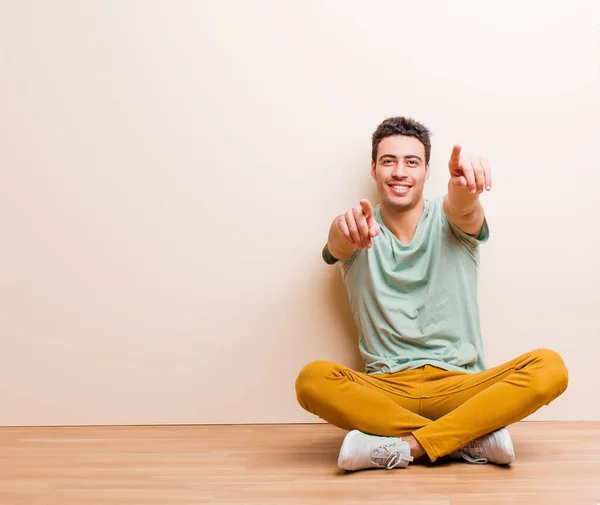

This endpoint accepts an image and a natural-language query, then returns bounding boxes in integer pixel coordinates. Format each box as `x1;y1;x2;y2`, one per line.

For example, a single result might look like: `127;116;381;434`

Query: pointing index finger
360;199;374;218
449;145;462;167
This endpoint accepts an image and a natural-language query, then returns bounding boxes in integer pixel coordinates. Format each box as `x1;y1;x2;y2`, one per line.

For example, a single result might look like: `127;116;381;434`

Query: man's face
371;135;429;212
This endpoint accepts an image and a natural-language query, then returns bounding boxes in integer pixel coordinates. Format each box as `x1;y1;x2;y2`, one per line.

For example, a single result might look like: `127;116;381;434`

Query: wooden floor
0;422;598;505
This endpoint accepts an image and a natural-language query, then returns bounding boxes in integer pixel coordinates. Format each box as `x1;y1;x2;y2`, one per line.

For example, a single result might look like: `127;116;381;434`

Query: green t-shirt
337;195;489;375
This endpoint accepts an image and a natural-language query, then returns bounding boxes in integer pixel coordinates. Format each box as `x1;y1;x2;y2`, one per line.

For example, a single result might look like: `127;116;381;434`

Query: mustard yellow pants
295;348;568;462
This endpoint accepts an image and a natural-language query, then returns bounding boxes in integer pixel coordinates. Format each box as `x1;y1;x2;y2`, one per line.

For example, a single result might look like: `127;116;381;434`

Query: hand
448;145;492;195
336;199;381;249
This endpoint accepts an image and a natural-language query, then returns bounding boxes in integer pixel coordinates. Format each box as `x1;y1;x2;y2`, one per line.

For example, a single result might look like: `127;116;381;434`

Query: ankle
404;435;426;460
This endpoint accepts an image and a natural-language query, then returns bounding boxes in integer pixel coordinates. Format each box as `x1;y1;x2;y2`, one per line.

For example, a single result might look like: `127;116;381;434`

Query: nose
391;162;408;179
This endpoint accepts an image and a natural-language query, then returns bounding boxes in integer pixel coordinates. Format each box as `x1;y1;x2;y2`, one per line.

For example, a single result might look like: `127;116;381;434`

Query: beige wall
1;0;599;426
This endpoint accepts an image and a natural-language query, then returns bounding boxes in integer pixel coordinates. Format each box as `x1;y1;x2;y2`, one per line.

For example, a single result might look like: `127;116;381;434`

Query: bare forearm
446;180;481;216
327;216;358;261
444;182;485;236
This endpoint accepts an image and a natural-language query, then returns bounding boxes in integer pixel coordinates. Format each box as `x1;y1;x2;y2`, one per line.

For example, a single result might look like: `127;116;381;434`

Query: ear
425;163;430;181
371;161;376;180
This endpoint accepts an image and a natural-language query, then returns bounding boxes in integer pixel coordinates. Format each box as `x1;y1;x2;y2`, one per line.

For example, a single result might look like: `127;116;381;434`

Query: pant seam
418;367;425;416
341;370;419;400
420;366;518;399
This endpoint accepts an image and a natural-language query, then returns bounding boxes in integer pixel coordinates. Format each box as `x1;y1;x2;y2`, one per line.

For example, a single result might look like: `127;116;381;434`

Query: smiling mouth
388;183;412;195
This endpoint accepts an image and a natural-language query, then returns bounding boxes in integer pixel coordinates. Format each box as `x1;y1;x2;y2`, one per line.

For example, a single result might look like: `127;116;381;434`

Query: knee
295;360;338;405
529;348;569;400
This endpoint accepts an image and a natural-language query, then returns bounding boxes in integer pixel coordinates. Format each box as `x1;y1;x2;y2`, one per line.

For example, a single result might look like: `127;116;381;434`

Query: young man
295;117;568;471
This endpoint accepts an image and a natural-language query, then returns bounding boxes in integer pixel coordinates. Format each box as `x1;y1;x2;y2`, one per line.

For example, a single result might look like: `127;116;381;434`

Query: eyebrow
378;154;423;163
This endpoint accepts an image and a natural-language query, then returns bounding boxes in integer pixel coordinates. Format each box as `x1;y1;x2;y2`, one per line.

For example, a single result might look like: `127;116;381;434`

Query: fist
336;199;381;249
448;145;492;194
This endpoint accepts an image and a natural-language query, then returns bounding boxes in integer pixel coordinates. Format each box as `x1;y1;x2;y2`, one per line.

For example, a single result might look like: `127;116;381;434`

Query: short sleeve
339;247;361;272
448;215;489;247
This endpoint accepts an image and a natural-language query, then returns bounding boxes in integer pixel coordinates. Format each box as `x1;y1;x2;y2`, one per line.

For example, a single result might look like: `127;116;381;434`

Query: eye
382;159;394;165
407;160;418;166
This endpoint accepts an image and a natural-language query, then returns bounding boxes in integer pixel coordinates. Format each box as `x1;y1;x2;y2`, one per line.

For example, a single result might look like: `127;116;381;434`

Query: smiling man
295;116;568;471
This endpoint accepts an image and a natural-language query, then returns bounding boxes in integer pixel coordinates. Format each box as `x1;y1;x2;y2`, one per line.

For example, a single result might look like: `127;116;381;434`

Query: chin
386;201;414;212
382;194;419;213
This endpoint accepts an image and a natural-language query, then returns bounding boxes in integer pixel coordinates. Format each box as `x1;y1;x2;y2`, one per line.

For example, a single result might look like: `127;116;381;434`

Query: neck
380;198;425;246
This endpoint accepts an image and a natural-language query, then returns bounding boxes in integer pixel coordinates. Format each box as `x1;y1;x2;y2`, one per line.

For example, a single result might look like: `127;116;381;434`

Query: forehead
377;135;426;159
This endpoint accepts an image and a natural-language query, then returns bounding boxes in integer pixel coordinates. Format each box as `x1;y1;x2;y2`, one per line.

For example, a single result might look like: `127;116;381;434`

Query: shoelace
370;443;414;469
458;439;488;464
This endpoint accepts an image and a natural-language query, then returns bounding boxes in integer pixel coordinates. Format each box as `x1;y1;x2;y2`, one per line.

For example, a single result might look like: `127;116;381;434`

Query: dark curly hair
372;117;431;164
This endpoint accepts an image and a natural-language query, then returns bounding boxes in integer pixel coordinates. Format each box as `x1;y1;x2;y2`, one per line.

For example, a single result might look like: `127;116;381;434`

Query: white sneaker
337;430;413;471
453;427;516;465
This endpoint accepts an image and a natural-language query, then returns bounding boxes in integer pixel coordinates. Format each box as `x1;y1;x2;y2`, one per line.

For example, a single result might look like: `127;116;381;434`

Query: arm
442;145;492;237
324;199;380;262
